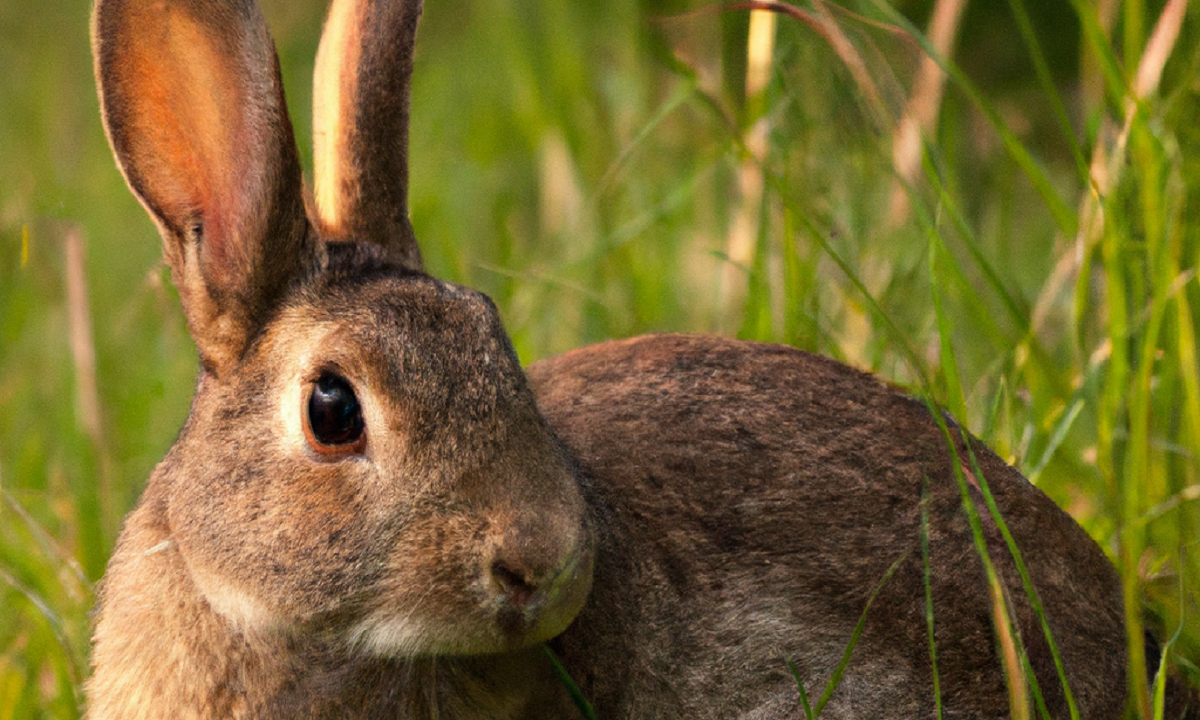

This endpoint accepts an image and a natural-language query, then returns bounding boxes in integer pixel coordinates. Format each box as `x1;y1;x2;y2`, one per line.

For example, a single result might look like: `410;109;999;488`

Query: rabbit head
91;0;593;657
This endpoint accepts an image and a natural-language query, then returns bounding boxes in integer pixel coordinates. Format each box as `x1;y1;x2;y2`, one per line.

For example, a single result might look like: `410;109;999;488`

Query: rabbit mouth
345;537;593;658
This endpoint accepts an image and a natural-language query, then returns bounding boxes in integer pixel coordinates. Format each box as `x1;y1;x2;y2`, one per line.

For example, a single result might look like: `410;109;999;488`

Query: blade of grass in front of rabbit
540;643;598;720
927;252;1046;716
962;428;1079;720
786;659;815;720
920;479;945;720
922;320;1076;718
812;545;913;717
1152;572;1189;720
926;147;1079;719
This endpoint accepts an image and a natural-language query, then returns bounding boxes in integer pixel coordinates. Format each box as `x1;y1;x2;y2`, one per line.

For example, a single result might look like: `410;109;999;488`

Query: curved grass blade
857;0;1079;237
787;659;815;720
812;547;913;717
541;643;599;720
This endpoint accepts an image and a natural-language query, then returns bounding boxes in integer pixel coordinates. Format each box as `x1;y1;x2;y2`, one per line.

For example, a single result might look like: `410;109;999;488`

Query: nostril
491;559;537;609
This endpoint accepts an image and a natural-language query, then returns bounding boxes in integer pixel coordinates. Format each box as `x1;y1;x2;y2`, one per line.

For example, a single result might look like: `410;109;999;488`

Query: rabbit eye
305;372;366;454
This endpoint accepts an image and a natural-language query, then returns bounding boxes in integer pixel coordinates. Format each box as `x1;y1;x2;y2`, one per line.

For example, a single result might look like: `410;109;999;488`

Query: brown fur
89;0;1148;718
531;335;1126;718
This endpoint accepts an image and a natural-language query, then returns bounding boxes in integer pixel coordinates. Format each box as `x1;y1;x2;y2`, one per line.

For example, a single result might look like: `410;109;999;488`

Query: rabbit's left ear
93;0;314;374
312;0;423;271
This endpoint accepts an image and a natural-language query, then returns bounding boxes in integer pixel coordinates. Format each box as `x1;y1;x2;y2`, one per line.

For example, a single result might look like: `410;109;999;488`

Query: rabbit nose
490;557;539;610
485;520;580;612
488;536;569;609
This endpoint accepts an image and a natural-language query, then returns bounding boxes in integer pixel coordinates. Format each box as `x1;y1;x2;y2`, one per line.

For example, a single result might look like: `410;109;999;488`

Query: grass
2;0;1199;716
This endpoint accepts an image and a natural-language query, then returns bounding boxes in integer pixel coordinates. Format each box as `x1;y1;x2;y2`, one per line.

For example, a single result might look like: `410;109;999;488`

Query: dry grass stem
721;8;775;327
723;1;889;125
65;227;101;445
989;574;1031;720
1032;0;1189;340
64;225;112;536
887;0;968;227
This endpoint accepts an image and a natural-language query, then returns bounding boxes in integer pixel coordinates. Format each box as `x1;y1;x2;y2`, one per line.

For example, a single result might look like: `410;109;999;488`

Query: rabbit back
529;333;1126;720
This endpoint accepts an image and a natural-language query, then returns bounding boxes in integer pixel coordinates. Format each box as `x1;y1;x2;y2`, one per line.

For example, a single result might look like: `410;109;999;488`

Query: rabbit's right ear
93;0;314;374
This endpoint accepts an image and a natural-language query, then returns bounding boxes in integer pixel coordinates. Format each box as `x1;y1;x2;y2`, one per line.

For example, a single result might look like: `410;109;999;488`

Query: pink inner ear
116;5;263;288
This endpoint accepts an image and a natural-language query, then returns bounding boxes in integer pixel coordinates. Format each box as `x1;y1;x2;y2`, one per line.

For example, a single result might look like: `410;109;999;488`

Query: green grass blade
1064;0;1129;109
959;440;1082;720
812;547;913;717
1002;0;1090;183
0;566;83;698
1025;399;1085;483
920;481;944;720
856;0;1079;237
787;659;816;720
929;219;967;421
541;643;599;720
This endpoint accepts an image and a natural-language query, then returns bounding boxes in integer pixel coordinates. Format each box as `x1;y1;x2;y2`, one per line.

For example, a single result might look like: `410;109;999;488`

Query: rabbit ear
93;0;314;374
312;0;423;271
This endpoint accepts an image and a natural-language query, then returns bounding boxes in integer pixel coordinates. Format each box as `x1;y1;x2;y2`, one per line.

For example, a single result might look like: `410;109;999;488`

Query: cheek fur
169;442;385;629
348;510;493;654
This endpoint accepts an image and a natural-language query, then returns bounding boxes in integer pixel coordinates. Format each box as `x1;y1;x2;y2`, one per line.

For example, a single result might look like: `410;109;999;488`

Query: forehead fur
256;241;532;451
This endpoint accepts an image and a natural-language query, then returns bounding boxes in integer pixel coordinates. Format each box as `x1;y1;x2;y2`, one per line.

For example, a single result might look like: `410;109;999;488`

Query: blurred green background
2;0;1198;716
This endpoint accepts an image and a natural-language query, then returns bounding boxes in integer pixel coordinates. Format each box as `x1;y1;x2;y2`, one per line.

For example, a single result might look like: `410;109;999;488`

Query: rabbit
86;0;1154;718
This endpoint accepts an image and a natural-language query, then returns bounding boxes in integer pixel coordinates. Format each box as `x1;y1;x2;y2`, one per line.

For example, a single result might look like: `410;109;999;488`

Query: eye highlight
304;371;366;455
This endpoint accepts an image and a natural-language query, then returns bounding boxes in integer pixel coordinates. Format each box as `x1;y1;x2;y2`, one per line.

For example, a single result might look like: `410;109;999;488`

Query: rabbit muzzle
340;500;594;659
484;510;595;641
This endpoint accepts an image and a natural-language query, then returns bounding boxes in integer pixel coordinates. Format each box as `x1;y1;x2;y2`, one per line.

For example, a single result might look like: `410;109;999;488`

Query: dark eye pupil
308;373;364;447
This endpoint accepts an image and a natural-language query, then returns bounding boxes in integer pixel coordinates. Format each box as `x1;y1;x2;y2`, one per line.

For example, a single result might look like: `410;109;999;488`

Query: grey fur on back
530;334;1125;719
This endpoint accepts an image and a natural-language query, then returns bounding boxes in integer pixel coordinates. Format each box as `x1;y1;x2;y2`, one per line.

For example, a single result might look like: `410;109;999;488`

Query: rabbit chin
345;573;591;658
345;607;575;658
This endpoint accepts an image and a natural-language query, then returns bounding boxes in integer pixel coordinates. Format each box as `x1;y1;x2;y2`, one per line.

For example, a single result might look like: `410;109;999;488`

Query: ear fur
312;0;423;270
93;0;315;374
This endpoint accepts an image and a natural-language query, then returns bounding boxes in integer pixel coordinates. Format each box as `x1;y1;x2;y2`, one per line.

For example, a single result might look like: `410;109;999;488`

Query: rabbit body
87;0;1130;717
531;334;1126;719
89;325;1128;720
